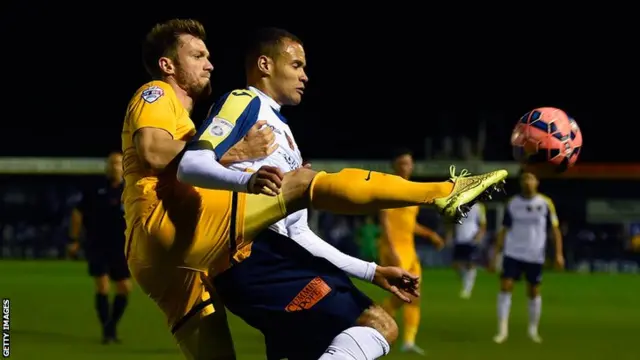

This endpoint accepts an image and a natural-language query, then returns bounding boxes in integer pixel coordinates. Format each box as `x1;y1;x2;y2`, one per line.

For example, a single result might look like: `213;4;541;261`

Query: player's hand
431;235;445;251
445;236;453;247
247;165;284;196
555;254;565;270
242;120;279;160
67;242;80;259
373;266;420;303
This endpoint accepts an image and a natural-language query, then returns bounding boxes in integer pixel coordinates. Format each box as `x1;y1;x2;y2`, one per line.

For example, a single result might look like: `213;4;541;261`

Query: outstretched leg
307;166;507;223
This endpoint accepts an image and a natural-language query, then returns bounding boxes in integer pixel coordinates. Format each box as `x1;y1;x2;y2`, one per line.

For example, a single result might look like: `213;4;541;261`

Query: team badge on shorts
141;86;164;103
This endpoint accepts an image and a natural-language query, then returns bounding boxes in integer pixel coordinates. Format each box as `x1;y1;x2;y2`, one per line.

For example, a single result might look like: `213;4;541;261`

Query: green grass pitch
1;260;639;359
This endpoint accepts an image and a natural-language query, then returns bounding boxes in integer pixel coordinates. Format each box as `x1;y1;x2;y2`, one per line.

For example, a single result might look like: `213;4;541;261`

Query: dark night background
1;5;637;162
1;7;640;359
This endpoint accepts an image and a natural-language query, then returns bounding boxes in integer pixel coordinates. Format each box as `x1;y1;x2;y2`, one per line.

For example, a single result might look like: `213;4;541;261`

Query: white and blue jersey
190;86;306;235
502;194;559;264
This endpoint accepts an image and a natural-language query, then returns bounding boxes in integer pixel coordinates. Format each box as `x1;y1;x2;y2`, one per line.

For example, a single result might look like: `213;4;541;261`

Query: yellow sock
403;302;421;345
309;169;453;215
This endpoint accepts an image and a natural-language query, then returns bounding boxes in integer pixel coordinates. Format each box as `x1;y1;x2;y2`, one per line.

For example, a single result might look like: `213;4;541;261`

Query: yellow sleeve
190;90;261;158
542;195;560;228
127;82;178;136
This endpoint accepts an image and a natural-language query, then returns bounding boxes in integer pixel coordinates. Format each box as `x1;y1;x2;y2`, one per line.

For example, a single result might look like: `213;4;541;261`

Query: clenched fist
247;165;285;196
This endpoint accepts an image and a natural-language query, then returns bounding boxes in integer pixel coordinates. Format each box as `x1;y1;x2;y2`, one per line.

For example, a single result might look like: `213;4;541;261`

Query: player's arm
414;223;444;249
495;202;512;253
474;203;488;243
68;208;83;244
127;85;187;171
379;210;401;266
220;146;253;166
135;128;186;171
201;102;278;166
136;125;271;170
545;197;564;267
495;224;509;253
444;222;456;246
68;191;88;256
67;208;83;258
491;204;511;270
177;91;282;194
287;210;377;282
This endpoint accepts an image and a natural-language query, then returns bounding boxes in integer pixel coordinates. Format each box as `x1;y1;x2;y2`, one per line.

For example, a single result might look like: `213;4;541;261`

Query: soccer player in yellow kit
122;19;508;359
379;149;445;355
122;19;283;359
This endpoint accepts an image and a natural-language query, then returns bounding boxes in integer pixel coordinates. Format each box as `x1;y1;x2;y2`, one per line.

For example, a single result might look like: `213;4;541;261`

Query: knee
95;276;110;294
500;278;514;292
527;284;540;298
357;305;399;344
116;279;133;295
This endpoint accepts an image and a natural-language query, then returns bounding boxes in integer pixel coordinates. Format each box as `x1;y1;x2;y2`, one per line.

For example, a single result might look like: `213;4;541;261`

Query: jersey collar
248;86;281;112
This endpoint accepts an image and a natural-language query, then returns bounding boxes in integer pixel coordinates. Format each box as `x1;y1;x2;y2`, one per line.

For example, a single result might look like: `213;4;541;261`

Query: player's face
174;34;213;99
106;153;123;182
520;172;539;194
393;154;414;179
270;39;308;106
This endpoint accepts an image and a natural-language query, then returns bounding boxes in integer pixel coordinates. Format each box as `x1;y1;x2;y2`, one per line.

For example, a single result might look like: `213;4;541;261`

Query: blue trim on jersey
193;91;261;159
271;107;288;124
213;96;261;159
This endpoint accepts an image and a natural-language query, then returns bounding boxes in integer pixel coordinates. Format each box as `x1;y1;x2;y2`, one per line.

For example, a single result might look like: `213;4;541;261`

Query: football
511;107;582;173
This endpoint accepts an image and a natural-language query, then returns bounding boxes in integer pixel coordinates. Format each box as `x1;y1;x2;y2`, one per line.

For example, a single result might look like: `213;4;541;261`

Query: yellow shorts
125;185;287;359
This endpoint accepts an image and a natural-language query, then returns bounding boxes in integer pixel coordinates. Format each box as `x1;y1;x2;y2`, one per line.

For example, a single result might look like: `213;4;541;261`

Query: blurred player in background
446;202;486;299
491;171;564;344
379;148;445;355
358;215;381;262
68;152;131;344
122;19;279;359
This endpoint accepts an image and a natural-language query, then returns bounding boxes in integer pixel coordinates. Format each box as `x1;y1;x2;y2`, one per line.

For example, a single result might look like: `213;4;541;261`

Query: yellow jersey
380;206;420;254
121;81;196;234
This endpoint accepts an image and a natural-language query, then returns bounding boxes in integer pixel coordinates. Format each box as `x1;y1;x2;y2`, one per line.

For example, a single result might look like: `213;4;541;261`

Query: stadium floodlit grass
2;260;639;360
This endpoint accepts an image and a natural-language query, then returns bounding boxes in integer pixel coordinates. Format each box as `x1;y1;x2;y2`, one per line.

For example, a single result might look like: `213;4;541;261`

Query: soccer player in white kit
177;26;509;359
186;27;412;360
491;172;564;344
447;202;486;299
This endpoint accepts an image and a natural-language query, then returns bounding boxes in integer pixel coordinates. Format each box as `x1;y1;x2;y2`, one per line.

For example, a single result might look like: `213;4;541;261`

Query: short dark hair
520;170;537;179
244;27;303;72
391;147;413;162
142;19;207;79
